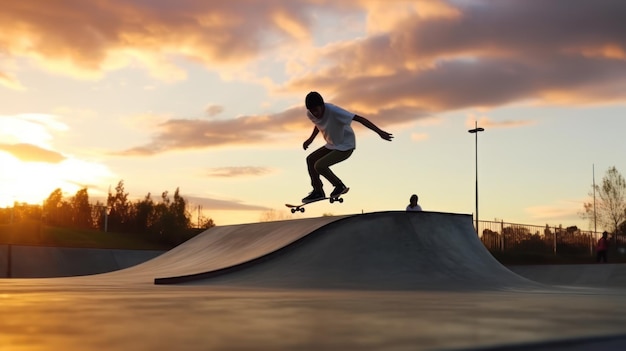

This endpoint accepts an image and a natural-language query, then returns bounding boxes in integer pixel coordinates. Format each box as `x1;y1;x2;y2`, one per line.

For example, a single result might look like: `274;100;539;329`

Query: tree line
2;180;215;246
3;167;626;247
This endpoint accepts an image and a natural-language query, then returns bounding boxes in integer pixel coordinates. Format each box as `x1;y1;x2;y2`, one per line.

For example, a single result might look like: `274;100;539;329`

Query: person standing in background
406;194;422;212
597;231;609;263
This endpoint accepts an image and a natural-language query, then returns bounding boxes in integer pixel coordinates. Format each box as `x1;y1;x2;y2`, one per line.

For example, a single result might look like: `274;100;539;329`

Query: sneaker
302;189;325;203
330;184;349;198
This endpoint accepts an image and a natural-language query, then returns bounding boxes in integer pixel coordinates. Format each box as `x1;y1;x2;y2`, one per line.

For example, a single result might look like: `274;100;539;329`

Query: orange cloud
0;143;66;163
575;44;626;60
206;167;274;178
410;133;429;142
205;105;225;117
0;1;331;80
116;106;311;155
186;195;270;211
282;0;626;114
525;200;587;226
465;115;535;129
0;71;25;90
15;0;621;155
117;101;428;155
361;0;460;34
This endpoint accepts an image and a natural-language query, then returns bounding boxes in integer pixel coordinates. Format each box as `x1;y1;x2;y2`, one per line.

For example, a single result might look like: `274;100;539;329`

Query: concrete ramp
153;211;542;291
94;215;349;284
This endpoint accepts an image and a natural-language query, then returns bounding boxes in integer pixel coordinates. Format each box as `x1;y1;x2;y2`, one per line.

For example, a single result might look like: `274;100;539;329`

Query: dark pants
597;250;607;263
307;146;354;191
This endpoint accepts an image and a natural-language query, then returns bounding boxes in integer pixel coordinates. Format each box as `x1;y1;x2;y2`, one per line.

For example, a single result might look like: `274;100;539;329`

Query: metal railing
475;220;626;255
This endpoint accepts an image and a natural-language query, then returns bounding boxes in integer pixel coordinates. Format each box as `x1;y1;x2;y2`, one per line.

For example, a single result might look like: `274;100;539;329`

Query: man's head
305;91;325;118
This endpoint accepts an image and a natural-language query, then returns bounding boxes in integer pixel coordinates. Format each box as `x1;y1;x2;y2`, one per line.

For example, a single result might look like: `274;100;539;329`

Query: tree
259;209;290;222
583;166;626;233
71;188;93;228
107;180;132;232
38;181;213;245
198;216;215;229
133;193;156;233
44;188;65;225
148;189;193;245
92;200;107;230
170;188;190;230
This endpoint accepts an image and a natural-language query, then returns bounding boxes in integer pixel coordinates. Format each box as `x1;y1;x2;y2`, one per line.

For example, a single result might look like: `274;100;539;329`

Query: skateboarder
301;91;393;203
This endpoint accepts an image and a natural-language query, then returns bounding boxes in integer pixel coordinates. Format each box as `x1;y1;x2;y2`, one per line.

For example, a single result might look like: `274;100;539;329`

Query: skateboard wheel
291;209;296;214
330;198;335;203
300;208;305;213
338;198;343;203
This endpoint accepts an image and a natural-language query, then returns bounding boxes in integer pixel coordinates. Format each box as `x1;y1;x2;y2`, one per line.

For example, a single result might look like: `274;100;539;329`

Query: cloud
282;0;626;113
0;114;68;147
186;196;270;211
205;105;224;117
525;199;587;226
410;133;429;142
0;71;25;90
465;115;535;129
12;0;622;155
363;0;460;36
116;106;309;155
116;102;429;155
0;0;343;80
0;143;66;163
206;166;274;178
4;0;625;104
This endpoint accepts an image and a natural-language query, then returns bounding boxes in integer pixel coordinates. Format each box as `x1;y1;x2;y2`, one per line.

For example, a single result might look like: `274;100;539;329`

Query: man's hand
303;126;319;150
303;139;313;150
353;115;393;142
379;131;394;141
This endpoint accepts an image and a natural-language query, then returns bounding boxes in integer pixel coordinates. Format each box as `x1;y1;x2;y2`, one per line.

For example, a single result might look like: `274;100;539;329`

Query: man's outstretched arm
353;115;393;141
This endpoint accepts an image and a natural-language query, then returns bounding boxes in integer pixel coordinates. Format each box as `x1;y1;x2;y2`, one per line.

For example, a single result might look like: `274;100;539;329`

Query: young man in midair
301;91;393;203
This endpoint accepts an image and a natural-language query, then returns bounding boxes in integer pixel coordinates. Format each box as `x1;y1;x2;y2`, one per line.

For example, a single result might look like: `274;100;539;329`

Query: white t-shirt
307;103;356;151
406;204;423;212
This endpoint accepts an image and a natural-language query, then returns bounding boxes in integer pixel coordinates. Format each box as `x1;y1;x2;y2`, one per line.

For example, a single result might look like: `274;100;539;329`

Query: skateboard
285;188;349;213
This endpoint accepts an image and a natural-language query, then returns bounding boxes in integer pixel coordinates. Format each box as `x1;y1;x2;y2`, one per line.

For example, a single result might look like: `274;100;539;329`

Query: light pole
468;121;485;235
97;204;112;232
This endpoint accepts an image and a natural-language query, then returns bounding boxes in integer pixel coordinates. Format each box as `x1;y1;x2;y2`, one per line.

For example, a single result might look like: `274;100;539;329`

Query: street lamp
468;121;485;235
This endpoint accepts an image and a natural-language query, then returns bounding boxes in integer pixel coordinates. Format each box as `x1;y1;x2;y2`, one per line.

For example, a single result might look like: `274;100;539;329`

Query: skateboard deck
285;188;349;213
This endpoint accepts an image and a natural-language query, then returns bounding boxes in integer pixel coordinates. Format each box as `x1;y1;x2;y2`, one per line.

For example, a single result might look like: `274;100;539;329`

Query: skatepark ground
2;211;626;351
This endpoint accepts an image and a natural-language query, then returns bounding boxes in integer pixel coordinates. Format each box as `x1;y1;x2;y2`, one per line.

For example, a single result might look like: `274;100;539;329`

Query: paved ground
509;263;626;288
1;211;626;350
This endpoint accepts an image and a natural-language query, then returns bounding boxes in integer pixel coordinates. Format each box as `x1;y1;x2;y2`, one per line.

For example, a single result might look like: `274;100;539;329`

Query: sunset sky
1;0;625;230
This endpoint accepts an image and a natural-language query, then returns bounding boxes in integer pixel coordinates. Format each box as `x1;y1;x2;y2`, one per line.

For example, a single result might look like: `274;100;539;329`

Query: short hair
305;91;324;110
410;194;418;202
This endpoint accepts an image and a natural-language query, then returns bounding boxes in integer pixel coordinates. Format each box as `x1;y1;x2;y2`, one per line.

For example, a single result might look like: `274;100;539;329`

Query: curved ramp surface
91;215;349;284
155;211;543;291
